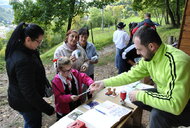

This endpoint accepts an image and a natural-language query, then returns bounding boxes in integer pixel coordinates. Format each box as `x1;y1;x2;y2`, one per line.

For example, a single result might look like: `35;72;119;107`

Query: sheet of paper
95;100;131;120
50;109;84;128
78;108;116;128
78;100;131;128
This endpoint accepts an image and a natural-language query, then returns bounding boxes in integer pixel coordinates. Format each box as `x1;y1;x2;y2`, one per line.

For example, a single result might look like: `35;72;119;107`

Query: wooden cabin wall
178;0;190;55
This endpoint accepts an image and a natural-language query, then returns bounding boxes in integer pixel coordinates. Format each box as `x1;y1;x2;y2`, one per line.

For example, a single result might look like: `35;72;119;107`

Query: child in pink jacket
52;57;94;121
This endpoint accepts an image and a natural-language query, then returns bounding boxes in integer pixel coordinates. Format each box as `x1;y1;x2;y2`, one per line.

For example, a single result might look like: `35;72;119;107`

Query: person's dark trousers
132;88;190;128
19;110;42;128
118;59;132;74
89;74;94;80
87;74;94;99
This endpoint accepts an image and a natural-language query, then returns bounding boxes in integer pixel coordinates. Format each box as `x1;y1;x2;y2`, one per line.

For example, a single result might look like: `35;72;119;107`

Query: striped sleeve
137;52;190;115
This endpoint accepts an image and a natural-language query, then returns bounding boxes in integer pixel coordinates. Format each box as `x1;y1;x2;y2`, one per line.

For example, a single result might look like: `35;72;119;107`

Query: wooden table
50;87;143;128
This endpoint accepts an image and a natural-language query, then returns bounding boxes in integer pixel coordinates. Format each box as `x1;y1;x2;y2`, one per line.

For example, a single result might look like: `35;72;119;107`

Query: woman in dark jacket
5;22;54;128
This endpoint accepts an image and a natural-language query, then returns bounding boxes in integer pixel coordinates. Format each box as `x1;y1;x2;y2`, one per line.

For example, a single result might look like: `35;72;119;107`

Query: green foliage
0;58;5;72
11;0;40;25
88;7;102;28
97;52;115;66
0;46;6;72
0;38;4;50
157;25;180;44
131;0;185;27
39;31;64;53
0;46;5;57
40;43;62;64
10;0;114;31
89;28;114;50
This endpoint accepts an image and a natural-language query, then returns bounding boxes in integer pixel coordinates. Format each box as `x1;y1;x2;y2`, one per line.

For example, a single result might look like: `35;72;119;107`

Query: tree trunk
67;17;72;31
160;9;164;25
176;0;180;27
67;0;75;31
101;8;104;31
115;19;117;30
165;0;177;27
165;9;169;24
154;9;159;24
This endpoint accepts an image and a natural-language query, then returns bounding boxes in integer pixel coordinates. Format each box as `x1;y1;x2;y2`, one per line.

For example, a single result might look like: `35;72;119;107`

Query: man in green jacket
90;26;190;128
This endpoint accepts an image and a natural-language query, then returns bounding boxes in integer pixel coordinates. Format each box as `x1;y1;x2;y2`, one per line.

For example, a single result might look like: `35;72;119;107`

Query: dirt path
0;44;149;128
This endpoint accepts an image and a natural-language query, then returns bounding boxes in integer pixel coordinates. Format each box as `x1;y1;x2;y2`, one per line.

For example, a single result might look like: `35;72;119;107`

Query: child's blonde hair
57;56;72;70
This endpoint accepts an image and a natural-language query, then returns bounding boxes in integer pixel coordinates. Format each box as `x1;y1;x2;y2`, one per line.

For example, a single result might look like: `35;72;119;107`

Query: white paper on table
50;109;84;128
78;100;131;128
95;100;131;120
78;108;116;128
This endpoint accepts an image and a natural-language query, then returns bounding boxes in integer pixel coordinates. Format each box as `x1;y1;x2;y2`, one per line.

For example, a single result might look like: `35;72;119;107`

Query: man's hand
128;90;140;102
89;81;105;92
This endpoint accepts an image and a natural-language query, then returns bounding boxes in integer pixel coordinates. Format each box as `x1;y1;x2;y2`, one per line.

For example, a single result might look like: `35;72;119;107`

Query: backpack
132;22;156;36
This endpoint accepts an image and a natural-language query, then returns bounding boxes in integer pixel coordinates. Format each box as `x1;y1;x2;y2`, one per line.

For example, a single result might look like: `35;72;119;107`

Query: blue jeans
19;111;42;128
115;48;127;74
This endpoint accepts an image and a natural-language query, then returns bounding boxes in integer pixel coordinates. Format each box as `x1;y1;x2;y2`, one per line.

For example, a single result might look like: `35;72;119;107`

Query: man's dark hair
133;26;162;46
78;27;89;36
145;13;151;18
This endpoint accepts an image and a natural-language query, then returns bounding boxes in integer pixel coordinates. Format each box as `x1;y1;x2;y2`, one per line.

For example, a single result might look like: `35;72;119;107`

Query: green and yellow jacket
104;43;190;115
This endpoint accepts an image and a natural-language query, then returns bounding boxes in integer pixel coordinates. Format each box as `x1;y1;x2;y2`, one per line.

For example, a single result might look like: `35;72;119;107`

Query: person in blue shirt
137;13;159;28
78;27;99;80
132;13;160;35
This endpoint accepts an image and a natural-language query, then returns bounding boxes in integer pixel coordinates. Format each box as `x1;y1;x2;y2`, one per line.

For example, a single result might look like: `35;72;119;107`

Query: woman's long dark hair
5;22;44;60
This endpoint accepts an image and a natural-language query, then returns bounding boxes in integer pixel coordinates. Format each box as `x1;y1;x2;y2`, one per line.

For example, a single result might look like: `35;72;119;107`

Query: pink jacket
52;69;94;114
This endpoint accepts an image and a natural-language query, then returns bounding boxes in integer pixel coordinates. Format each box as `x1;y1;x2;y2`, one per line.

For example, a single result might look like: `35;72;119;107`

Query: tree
11;0;115;31
132;0;185;27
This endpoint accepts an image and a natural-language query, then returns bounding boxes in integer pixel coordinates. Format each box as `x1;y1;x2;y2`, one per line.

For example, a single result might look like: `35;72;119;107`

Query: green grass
156;25;180;44
88;27;115;50
0;17;181;73
41;28;115;64
0;57;5;73
40;43;62;64
96;52;115;66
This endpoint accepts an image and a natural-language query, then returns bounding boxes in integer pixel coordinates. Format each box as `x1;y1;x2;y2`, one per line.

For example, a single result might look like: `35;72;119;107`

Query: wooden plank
183;24;190;31
182;31;190;39
185;0;190;15
186;7;190;16
185;16;190;24
180;39;190;45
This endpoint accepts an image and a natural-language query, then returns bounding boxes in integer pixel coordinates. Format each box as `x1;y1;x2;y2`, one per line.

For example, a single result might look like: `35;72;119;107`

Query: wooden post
90;22;94;44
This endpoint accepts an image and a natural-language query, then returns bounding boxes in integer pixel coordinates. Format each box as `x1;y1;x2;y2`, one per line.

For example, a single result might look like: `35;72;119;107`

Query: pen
78;88;90;97
78;90;90;97
95;109;106;115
